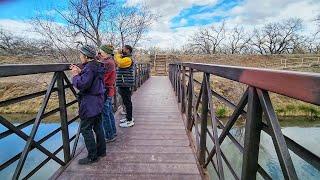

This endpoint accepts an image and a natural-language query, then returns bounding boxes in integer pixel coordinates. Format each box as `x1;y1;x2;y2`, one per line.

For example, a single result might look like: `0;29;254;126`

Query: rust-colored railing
169;62;320;180
0;62;150;180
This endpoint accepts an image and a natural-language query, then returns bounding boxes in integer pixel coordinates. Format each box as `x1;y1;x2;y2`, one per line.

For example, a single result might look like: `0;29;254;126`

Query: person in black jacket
114;45;135;128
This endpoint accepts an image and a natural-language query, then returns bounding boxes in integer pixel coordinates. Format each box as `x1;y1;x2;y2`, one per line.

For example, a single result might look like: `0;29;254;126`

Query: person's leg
119;87;134;128
118;87;130;122
102;99;113;139
80;117;97;160
107;97;117;136
93;114;106;157
122;87;132;121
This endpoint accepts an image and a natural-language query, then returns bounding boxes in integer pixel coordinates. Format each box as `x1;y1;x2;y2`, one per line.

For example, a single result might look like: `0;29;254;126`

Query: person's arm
72;68;94;91
114;52;132;68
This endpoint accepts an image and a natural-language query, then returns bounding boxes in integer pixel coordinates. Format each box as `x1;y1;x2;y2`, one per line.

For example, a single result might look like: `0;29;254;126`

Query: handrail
169;62;320;180
0;62;150;78
175;62;320;105
0;62;151;179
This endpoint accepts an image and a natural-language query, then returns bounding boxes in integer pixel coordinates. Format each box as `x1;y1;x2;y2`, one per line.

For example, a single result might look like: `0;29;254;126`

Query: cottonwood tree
31;0;155;60
106;4;157;48
250;18;303;54
0;28;19;55
188;22;226;54
55;0;110;46
0;28;58;56
31;15;78;62
227;26;251;54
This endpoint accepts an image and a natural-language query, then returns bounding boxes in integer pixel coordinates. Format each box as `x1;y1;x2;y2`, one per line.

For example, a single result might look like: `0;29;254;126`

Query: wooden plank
55;76;201;180
58;173;201;180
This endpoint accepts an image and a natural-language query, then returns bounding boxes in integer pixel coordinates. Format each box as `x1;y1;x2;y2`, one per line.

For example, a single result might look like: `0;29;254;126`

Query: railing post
174;65;177;93
199;73;209;166
57;72;71;163
134;64;138;91
139;64;142;87
177;65;181;103
187;68;194;130
181;65;186;113
241;87;262;180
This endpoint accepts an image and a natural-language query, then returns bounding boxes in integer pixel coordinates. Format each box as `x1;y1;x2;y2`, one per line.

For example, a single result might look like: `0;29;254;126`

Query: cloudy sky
0;0;319;49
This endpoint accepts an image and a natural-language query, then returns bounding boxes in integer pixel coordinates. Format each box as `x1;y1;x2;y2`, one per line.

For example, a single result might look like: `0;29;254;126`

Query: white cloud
128;0;320;49
1;0;319;50
126;0;218;48
0;19;33;35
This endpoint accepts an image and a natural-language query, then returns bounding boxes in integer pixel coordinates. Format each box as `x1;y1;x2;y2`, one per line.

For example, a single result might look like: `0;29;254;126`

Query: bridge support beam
199;73;209;166
187;68;194;130
57;72;71;163
241;87;263;180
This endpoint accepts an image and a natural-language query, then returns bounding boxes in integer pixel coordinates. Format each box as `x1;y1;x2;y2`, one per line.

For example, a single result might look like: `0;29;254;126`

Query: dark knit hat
80;45;96;58
100;44;114;55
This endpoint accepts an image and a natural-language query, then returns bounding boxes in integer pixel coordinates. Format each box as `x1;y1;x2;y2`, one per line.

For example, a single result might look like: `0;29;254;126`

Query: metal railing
0;62;150;180
169;62;320;180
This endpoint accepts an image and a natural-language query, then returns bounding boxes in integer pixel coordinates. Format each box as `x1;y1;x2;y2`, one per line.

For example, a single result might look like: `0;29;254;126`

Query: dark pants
80;114;106;159
118;87;133;121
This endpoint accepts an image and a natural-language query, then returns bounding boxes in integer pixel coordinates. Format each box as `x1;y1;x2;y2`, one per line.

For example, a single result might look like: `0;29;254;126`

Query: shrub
285;104;296;115
216;106;227;118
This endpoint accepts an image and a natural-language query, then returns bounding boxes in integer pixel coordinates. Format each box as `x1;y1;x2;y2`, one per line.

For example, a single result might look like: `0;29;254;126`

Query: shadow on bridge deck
52;76;202;180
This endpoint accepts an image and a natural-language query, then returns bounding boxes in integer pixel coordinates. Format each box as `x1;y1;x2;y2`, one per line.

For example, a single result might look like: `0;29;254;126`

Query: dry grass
0;54;319;117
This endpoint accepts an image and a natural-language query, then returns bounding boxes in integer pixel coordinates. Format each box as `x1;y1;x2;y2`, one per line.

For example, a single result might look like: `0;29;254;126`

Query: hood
86;60;106;80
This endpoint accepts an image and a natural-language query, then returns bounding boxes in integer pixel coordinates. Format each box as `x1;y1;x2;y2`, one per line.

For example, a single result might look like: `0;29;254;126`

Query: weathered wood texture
55;76;201;180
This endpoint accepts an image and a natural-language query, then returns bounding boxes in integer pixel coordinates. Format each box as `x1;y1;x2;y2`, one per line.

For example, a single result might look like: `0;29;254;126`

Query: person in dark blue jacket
70;45;106;165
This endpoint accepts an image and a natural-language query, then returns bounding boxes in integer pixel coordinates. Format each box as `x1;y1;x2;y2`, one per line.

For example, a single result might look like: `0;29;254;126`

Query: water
0;114;81;180
202;118;320;179
0;115;319;179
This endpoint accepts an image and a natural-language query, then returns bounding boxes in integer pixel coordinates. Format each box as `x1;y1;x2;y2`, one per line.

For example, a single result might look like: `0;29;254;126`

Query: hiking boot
78;157;98;165
119;117;134;123
106;137;116;143
119;120;135;128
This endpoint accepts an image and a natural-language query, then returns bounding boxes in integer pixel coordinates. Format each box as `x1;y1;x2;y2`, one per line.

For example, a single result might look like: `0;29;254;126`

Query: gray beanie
80;45;96;58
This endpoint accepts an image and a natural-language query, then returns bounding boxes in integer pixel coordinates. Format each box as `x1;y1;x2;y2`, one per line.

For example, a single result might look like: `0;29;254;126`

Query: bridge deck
54;76;202;180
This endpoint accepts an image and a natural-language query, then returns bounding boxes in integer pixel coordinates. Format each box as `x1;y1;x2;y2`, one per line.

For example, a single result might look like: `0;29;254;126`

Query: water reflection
0;114;81;180
195;118;320;179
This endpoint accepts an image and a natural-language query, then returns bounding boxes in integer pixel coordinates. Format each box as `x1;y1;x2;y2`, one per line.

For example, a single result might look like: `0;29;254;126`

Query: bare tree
188;22;226;54
0;28;18;55
227;26;251;54
31;15;78;62
250;18;303;54
107;4;157;48
55;0;110;46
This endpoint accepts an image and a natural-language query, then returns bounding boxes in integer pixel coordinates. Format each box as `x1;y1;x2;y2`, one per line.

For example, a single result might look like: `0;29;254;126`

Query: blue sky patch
0;0;68;22
170;0;243;29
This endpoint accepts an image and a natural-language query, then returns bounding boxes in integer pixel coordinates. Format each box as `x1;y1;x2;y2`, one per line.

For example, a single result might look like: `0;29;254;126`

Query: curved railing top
170;62;320;105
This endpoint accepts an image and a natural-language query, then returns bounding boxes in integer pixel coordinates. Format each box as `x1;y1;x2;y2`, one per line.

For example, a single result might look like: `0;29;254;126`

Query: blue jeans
80;114;106;159
102;96;117;139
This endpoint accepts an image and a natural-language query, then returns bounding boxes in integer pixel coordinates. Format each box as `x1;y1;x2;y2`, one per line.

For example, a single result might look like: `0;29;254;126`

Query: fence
169;62;320;180
0;62;150;179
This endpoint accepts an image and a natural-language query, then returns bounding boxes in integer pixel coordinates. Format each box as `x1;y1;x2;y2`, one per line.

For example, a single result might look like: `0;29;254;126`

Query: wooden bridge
0;62;320;180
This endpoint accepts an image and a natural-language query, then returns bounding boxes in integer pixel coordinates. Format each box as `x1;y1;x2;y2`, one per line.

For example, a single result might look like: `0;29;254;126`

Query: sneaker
119;117;135;123
119;121;135;128
106;137;116;143
78;157;98;165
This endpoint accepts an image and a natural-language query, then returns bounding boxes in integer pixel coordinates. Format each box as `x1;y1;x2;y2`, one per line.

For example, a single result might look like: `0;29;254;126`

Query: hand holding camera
70;64;81;76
